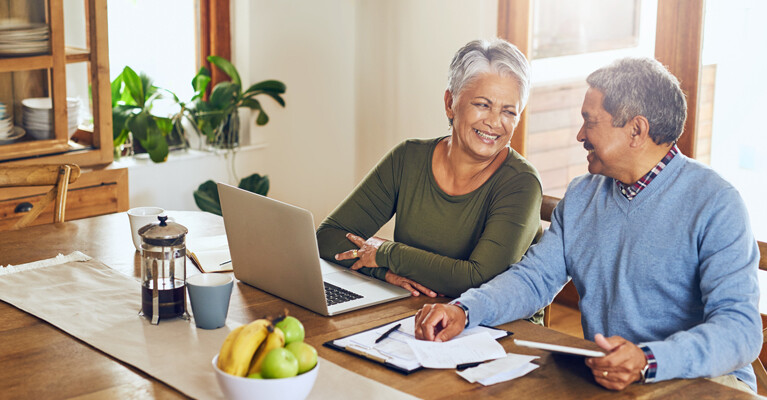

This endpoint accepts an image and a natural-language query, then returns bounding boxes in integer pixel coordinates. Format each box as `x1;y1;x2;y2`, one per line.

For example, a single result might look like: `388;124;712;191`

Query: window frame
497;0;704;158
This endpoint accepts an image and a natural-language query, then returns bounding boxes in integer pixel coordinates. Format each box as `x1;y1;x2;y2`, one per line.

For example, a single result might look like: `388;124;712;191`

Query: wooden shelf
0;55;53;73
0;0;113;168
65;46;91;63
0;0;127;225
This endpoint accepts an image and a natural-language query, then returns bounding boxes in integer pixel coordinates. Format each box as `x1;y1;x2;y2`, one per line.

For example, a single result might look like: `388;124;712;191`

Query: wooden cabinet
0;0;128;229
0;167;128;230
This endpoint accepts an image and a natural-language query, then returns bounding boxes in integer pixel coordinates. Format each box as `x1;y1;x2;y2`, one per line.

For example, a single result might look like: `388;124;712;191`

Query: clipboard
323;314;513;375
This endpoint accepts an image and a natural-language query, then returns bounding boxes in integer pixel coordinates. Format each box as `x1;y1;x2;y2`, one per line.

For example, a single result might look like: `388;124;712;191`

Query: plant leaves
243;80;286;95
254;92;286;107
113;128;130;148
144;133;169;162
112;104;137;139
110;71;123;108
155;117;173;134
191;67;211;101
209;82;239;109
239;98;261;110
127;110;151;142
194;180;222;215
121;66;145;108
256;110;269;126
207;55;241;88
238;173;270;196
140;72;157;102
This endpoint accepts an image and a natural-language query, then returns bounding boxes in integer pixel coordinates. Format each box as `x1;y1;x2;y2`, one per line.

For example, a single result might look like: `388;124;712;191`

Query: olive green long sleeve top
316;137;542;298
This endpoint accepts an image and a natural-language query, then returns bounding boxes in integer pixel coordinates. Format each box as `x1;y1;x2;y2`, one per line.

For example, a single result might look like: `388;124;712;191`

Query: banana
217;324;246;370
248;326;285;375
221;319;272;376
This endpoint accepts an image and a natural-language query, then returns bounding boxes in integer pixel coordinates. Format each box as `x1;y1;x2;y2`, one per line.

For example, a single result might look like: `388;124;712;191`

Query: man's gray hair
446;38;531;116
586;57;687;145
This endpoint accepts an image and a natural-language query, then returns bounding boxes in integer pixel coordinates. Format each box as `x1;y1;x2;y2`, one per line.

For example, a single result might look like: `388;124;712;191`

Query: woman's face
445;73;521;162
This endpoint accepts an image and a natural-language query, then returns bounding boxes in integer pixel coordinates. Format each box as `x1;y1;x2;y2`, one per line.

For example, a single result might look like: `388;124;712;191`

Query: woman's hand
385;271;437;297
334;233;386;270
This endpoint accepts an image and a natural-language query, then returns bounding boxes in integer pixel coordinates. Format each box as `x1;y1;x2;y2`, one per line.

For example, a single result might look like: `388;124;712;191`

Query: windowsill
112;143;268;169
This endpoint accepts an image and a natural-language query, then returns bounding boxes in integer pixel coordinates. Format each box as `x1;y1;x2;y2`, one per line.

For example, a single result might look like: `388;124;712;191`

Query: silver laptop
217;183;411;316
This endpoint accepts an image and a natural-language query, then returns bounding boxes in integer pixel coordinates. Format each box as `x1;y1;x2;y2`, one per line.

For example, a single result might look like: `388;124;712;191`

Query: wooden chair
0;164;81;229
540;195;561;327
753;241;767;395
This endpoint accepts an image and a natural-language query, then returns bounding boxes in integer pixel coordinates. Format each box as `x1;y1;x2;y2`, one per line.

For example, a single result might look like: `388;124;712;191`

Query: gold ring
352;250;358;258
602;370;609;378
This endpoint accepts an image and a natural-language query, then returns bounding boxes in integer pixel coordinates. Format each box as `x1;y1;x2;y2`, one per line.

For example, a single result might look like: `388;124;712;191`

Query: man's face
576;88;634;181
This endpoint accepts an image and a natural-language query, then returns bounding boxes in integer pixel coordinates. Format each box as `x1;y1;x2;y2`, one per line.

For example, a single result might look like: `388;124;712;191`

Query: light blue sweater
457;154;762;390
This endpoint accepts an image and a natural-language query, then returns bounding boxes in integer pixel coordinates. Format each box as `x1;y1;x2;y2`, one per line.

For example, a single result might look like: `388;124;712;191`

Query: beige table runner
0;253;418;400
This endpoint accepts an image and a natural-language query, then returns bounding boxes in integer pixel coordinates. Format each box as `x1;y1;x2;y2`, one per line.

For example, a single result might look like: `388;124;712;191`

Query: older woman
317;39;542;319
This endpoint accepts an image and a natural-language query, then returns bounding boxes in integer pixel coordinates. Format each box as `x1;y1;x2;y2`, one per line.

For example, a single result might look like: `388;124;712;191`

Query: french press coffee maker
138;215;190;324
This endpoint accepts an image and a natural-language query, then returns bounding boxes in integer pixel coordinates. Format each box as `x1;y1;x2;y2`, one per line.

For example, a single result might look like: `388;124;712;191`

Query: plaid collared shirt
616;144;680;200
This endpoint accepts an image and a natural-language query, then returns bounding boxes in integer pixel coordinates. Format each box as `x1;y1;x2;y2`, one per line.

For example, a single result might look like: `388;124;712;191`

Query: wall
354;0;498;180
126;0;499;228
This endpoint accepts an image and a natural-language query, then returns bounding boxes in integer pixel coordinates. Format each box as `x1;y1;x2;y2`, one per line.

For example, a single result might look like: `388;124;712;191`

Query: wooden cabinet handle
14;202;33;213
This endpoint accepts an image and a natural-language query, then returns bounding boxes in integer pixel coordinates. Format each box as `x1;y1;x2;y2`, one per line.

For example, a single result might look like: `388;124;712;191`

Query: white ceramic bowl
212;354;319;400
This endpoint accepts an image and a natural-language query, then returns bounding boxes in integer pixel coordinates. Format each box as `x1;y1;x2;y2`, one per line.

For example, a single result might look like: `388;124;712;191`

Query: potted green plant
188;55;286;149
111;66;187;162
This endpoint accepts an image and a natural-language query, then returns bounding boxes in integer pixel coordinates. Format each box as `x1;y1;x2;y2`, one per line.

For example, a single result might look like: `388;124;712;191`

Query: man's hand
385;271;437;297
585;334;647;391
334;233;385;270
414;303;466;342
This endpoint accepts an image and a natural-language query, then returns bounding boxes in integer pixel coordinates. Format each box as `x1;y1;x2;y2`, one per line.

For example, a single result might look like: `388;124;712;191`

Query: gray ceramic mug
186;273;233;329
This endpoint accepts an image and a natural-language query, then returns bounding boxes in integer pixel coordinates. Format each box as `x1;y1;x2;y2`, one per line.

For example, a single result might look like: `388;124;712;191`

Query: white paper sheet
457;353;540;384
332;315;510;372
186;234;232;273
407;331;506;369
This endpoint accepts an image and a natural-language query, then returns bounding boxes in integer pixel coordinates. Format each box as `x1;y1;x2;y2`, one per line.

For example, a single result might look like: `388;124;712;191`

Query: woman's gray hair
586;57;687;145
446;38;531;117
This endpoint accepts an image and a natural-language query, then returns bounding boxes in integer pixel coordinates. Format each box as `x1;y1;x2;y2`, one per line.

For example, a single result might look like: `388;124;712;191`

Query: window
107;0;198;102
700;0;767;240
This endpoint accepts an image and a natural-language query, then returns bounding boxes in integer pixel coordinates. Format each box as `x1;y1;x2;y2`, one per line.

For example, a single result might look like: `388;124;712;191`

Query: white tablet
514;339;606;358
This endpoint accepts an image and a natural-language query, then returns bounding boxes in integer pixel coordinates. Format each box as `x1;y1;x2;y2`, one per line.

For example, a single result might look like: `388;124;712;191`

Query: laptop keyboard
324;282;363;306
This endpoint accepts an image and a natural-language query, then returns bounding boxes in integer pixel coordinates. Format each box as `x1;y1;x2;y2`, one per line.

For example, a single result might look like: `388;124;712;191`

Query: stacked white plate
0;22;50;57
22;97;80;140
0;102;26;144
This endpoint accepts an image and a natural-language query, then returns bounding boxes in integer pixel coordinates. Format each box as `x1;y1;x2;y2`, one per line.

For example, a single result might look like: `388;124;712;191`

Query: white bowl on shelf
0;126;26;144
21;97;80;139
211;354;318;400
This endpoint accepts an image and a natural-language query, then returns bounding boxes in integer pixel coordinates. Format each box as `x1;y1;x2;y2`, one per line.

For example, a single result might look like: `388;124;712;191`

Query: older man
414;57;762;393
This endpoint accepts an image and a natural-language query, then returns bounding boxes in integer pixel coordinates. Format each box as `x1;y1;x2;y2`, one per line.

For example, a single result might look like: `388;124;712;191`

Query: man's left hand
585;334;647;391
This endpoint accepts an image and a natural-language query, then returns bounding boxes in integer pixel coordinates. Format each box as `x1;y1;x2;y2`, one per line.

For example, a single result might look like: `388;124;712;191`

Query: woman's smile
474;128;500;142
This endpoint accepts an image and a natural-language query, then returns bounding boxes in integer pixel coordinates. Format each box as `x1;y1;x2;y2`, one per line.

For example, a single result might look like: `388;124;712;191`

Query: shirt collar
616;144;679;200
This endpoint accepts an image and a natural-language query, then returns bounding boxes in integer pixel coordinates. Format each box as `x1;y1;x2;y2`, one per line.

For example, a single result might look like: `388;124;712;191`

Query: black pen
375;323;401;343
456;361;483;370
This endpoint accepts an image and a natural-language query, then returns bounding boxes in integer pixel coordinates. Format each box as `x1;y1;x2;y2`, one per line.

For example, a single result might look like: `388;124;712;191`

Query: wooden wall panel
497;0;532;157
199;0;231;95
655;0;705;158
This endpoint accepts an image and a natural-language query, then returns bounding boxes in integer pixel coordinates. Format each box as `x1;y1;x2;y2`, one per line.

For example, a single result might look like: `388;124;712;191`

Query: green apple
246;372;263;379
286;341;318;374
260;348;299;379
275;316;305;344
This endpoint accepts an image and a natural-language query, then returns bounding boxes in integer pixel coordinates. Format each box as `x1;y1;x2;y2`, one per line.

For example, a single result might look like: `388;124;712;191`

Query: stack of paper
457;353;540;386
331;316;509;373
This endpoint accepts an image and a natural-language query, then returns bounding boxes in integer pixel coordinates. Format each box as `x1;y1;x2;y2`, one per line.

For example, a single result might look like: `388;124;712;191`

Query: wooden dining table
0;211;759;399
